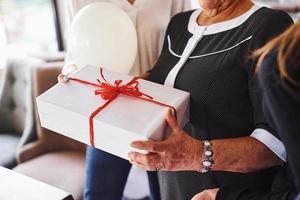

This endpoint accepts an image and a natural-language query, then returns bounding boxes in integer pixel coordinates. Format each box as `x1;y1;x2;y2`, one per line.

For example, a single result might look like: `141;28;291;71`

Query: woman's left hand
128;109;202;171
191;188;220;200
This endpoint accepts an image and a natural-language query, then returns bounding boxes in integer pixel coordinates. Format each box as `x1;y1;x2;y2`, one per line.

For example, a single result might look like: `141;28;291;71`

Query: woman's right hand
138;72;150;80
128;109;203;172
191;189;219;200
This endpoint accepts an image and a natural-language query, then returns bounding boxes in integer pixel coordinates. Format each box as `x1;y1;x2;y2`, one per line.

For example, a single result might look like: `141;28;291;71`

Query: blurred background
0;0;299;70
0;1;299;200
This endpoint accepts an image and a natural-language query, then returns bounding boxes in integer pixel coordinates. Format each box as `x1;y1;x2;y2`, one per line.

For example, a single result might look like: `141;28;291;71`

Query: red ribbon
68;68;177;147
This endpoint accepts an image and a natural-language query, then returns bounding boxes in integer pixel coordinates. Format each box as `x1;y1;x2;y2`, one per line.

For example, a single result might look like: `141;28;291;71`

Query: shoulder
244;7;293;50
172;10;195;21
251;7;293;34
167;10;195;30
254;7;292;20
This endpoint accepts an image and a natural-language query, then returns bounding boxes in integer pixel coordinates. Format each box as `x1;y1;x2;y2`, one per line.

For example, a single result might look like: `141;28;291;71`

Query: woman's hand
128;109;202;171
191;189;219;200
138;72;150;80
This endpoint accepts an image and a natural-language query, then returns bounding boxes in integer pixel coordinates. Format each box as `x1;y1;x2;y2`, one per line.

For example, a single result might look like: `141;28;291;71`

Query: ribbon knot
93;71;153;101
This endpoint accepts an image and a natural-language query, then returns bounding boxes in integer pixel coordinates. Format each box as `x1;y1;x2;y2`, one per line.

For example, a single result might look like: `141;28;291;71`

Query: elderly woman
128;0;293;199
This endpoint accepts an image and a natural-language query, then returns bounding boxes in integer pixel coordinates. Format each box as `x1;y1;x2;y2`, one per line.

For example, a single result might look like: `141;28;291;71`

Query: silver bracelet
199;140;214;173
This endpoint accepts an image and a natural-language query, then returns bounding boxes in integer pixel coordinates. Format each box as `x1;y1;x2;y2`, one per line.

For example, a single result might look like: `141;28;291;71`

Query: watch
199;140;214;173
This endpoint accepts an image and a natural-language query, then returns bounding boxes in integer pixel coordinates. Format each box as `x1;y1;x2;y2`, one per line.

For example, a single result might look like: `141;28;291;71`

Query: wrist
191;139;203;171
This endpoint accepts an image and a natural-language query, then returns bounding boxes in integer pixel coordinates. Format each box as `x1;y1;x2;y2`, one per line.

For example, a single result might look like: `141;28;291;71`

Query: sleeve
217;186;297;200
217;163;298;200
246;10;293;161
171;0;192;17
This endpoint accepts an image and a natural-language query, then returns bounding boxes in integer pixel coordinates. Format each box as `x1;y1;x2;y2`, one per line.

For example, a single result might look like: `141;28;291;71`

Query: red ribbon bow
68;68;176;147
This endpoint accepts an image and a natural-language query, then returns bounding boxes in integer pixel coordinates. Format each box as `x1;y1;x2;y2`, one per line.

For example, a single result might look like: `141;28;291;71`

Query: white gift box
37;66;190;160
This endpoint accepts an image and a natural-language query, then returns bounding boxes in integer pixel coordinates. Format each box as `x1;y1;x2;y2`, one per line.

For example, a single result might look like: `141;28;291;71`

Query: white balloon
69;2;137;74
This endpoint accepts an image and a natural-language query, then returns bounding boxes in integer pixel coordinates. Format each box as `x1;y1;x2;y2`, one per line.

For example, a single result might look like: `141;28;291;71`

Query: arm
128;110;281;173
217;10;296;172
192;13;298;200
215;186;297;200
211;137;281;173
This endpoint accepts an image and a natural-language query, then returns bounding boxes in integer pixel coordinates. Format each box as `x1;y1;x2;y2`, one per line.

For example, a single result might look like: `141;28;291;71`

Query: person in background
64;0;191;200
128;0;295;199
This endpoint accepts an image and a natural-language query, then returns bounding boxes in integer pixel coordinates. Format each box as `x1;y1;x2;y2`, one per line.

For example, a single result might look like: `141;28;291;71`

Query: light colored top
64;0;191;75
163;4;286;161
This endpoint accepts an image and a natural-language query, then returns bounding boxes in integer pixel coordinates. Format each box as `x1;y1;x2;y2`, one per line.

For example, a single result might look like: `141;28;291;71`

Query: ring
57;74;69;83
58;64;80;84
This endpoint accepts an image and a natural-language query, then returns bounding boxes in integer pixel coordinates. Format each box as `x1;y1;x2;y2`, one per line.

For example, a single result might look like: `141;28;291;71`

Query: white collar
188;4;262;35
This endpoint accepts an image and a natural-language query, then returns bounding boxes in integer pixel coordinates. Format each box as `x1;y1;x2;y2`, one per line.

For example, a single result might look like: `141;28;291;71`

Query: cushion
14;151;85;200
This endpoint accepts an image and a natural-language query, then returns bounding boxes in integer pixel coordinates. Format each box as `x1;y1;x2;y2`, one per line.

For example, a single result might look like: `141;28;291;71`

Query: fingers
191;192;208;200
128;152;164;171
166;109;180;132
191;193;202;200
129;155;156;171
191;189;219;200
138;72;150;80
130;160;156;171
131;140;166;152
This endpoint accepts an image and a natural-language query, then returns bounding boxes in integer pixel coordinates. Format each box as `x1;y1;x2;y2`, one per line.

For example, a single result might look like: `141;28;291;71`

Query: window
0;0;59;57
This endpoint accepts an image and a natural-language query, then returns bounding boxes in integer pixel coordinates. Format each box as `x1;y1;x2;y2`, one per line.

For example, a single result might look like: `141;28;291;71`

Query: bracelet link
199;140;214;173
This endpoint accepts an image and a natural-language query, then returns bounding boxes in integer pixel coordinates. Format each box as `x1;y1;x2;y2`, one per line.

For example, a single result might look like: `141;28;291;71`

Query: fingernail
130;141;138;148
166;109;171;117
169;108;176;116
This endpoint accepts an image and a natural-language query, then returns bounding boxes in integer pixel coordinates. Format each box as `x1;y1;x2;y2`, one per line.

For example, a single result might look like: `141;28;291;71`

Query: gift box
36;66;190;160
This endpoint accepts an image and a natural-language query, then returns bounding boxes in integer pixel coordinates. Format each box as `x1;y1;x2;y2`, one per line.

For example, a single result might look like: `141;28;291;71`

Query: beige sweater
64;0;191;75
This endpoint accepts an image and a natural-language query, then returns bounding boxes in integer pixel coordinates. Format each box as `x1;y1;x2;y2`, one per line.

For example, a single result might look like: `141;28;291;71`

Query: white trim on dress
251;128;287;161
167;35;253;59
